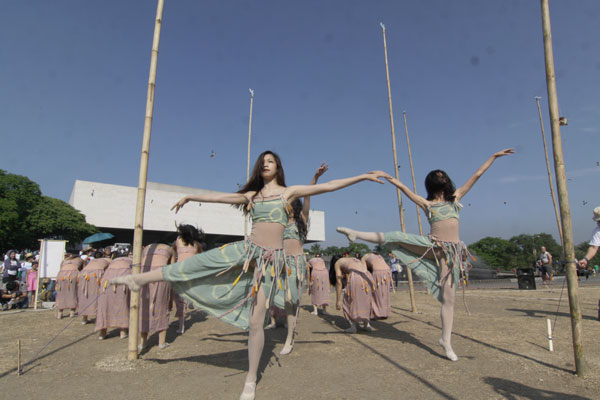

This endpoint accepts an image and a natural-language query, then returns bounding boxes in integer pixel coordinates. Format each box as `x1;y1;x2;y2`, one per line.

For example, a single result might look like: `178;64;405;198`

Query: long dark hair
291;199;308;241
236;150;286;213
425;170;456;202
177;224;204;247
329;255;344;287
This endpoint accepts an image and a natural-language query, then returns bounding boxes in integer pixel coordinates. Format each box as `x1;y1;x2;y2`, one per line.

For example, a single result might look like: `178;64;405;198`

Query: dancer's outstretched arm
454;148;514;201
302;162;328;220
171;192;250;213
285;171;388;203
385;176;429;211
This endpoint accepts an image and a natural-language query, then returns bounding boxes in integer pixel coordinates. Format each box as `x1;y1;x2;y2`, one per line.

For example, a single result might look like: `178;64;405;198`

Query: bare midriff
284;238;304;256
430;218;460;243
250;222;285;249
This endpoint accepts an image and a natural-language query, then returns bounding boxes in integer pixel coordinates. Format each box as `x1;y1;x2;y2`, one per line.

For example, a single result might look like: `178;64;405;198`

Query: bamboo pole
535;96;563;244
402;112;423;235
244;89;254;239
380;22;417;313
17;339;21;376
540;0;585;376
128;0;165;361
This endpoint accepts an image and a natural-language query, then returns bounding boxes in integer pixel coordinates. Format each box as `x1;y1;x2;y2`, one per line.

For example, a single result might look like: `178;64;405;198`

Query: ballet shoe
310;310;318;316
344;324;357;334
280;341;294;355
361;323;374;332
158;342;170;350
438;339;458;362
109;275;141;292
120;333;128;339
239;382;256;400
336;227;356;243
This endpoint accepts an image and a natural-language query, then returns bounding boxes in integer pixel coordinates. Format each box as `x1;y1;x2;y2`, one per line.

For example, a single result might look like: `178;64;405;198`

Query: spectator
578;206;600;279
26;261;39;307
389;253;400;288
3;250;21;282
538;246;553;288
19;253;34;284
1;278;28;310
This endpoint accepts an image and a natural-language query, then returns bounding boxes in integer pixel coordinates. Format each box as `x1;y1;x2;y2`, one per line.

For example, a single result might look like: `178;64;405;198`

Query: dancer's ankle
336;227;357;243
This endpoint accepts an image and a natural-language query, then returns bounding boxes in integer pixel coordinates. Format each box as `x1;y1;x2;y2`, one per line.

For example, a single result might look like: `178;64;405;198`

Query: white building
69;180;325;248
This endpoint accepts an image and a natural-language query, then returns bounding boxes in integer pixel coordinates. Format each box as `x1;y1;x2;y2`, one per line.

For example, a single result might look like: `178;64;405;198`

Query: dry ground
1;283;599;399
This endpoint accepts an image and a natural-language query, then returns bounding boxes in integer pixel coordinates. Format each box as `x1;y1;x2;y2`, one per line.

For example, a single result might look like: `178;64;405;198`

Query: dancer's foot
109;275;141;292
280;341;294;355
176;328;185;334
158;342;170;350
439;338;458;362
336;227;357;243
98;335;106;340
56;312;62;319
361;322;374;332
344;323;357;333
239;382;256;400
310;310;318;315
120;332;128;339
69;310;76;318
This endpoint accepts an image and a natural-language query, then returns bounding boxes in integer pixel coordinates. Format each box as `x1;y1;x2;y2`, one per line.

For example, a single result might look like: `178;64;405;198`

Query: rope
550;274;567;337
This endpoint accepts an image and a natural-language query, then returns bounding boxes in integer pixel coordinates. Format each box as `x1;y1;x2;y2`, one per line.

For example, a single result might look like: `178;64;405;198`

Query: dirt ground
1;282;599;399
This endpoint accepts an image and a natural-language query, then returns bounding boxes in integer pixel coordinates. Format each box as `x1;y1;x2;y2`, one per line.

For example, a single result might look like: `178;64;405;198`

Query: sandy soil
1;284;599;399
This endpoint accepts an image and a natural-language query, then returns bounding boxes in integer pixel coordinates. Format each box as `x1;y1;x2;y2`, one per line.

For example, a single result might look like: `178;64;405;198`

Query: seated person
1;279;28;310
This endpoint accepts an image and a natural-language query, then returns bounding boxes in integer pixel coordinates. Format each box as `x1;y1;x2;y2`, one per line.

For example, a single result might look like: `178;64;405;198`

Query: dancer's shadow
483;377;592;400
506;308;598;321
369;319;445;360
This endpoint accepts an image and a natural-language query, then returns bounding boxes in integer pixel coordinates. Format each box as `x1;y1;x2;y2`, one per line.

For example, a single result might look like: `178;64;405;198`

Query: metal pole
244;89;254;239
403;112;423;235
128;0;165;361
535;96;563;244
540;0;585;376
380;22;417;313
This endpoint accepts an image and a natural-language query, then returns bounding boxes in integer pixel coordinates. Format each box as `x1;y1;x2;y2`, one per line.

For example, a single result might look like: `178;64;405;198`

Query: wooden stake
128;0;165;361
403;112;423;235
547;318;554;352
244;89;254;240
540;0;585;376
535;96;563;244
380;23;417;313
17;339;21;376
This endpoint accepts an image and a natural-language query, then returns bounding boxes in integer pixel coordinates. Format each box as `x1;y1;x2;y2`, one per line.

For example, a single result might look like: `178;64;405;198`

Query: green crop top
250;194;289;226
283;222;304;242
427;201;461;224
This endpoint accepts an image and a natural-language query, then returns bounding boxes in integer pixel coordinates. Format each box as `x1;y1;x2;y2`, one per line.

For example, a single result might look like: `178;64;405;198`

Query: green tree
469;237;520;270
306;243;323;255
509;233;561;267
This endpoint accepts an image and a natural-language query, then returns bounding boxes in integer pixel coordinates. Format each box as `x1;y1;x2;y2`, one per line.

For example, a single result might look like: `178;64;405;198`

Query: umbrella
82;232;114;244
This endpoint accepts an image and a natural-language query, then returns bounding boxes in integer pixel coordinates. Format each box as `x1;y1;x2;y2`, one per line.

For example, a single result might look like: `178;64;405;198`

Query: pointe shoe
109;275;141;292
336;227;356;243
310;310;318;315
239;382;256;400
158;342;170;350
439;339;458;362
280;342;294;355
361;323;374;332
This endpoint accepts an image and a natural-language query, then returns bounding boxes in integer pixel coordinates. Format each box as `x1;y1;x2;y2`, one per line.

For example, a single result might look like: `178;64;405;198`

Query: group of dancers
108;148;513;400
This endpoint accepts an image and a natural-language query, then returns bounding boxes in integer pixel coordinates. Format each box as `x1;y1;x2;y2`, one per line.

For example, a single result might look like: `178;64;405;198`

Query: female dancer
337;148;514;361
77;251;110;324
272;162;328;355
361;252;394;319
55;254;83;319
331;254;375;333
306;254;330;315
111;150;387;400
172;224;204;333
96;255;132;340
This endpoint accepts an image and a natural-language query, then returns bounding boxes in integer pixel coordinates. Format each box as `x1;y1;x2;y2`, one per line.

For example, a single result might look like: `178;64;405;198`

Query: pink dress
364;254;392;319
77;258;110;317
174;242;198;318
27;269;38;292
139;244;173;335
95;257;132;331
308;258;329;306
55;259;82;310
339;258;375;323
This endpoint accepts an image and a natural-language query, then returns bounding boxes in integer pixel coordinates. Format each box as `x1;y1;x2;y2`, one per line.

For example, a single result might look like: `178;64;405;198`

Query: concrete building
69;180;325;249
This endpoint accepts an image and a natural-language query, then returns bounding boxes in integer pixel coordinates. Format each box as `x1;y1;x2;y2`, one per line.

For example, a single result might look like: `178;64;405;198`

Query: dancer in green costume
337;148;514;362
111;151;387;400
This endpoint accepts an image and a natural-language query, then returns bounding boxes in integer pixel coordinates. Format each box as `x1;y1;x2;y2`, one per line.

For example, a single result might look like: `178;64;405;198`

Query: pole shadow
483;377;591;400
506;308;598;322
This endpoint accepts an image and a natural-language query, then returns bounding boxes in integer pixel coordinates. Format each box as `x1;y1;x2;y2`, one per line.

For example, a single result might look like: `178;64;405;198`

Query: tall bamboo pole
128;0;165;361
540;0;585;376
535;96;563;244
380;22;417;313
403;112;423;235
244;89;254;239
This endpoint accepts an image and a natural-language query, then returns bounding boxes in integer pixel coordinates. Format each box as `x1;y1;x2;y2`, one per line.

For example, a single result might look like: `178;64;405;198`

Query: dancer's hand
171;197;190;213
314;162;328;180
336;301;342;311
493;148;515;158
365;170;390;184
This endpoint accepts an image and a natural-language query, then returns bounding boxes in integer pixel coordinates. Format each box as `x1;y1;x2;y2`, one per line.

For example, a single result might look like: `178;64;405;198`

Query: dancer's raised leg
241;285;268;400
336;227;384;244
280;301;295;355
438;258;458;361
109;268;164;292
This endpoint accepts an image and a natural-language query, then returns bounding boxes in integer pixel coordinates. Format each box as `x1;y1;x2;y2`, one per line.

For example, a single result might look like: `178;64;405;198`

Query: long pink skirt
139;280;171;334
55;269;78;310
371;269;392;319
96;263;131;331
310;268;330;306
342;271;375;323
77;266;106;317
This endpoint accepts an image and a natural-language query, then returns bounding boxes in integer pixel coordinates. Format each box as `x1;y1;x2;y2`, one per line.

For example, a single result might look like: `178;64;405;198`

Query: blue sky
1;1;598;247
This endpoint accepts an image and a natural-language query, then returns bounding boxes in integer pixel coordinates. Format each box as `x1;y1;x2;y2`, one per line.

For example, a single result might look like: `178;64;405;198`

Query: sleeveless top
309;257;327;271
427;201;461;224
283;221;304;242
250;194;289;226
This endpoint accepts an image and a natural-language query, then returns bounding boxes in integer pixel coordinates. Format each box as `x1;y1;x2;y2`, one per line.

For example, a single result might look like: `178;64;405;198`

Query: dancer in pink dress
172;224;203;334
55;255;83;319
362;253;393;319
96;256;132;340
77;252;110;324
306;255;330;315
139;243;175;350
332;255;375;333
